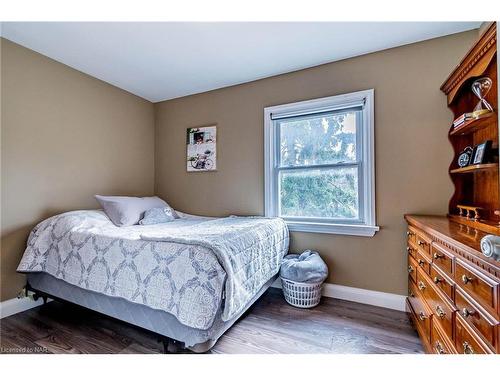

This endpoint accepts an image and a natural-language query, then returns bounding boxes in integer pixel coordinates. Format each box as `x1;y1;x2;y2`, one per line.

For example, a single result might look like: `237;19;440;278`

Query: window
264;90;378;236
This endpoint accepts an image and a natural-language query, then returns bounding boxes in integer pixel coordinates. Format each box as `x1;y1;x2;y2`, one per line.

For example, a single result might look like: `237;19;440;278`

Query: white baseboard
1;281;405;319
0;296;45;319
272;278;406;312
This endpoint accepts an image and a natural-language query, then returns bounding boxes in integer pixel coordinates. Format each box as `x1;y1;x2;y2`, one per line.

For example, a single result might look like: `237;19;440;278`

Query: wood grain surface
0;288;423;354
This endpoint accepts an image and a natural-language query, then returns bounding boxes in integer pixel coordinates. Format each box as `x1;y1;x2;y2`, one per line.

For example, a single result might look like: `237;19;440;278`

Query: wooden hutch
405;23;500;354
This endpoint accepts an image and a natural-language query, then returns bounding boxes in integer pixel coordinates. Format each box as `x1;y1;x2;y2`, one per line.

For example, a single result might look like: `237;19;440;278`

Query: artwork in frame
186;125;217;172
471;140;492;165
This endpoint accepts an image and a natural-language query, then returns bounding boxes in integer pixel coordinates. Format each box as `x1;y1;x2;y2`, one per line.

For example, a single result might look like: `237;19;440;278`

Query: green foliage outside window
278;112;359;219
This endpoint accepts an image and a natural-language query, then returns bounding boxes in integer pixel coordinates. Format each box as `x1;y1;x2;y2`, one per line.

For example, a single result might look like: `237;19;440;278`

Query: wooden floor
0;288;423;354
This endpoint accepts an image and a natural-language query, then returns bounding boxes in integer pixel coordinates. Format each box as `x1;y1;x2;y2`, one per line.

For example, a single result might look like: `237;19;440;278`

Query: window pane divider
276;162;359;171
280;216;364;224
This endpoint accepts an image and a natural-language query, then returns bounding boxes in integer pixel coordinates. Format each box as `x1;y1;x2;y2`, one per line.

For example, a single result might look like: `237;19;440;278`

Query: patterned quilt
17;210;288;330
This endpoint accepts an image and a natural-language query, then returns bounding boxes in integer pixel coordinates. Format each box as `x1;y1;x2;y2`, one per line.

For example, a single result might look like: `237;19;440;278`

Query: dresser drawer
416;251;431;276
408;282;416;298
408;256;418;284
431;320;457;354
455;288;498;350
415;232;431;256
431;242;454;276
455;259;499;312
406;226;418;245
408;281;432;343
430;264;454;303
455;315;492;354
406;243;417;260
417;268;456;338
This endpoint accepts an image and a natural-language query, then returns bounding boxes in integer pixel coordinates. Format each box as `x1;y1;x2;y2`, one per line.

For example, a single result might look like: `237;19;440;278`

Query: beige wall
155;30;478;295
0;30;480;301
0;39;155;301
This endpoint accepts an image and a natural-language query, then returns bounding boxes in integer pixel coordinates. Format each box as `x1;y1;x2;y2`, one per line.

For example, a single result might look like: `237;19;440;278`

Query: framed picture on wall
186;125;217;172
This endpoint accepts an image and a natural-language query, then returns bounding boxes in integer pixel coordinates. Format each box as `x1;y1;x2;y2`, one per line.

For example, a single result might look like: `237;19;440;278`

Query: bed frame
25;272;278;353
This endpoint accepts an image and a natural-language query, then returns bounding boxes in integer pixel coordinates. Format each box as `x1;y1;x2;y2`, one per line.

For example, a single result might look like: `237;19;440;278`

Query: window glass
278;111;357;167
279;166;359;219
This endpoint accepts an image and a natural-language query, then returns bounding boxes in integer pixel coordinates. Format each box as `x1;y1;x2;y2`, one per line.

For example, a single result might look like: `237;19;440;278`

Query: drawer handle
406;231;414;236
408;289;415;298
461;274;474;284
433;276;442;284
406;246;412;253
418;259;426;266
435;341;446;354
463;341;474;354
435;305;446;319
418;281;426;291
461;307;475;318
433;252;443;260
417;240;425;246
418;312;428;321
408;266;414;274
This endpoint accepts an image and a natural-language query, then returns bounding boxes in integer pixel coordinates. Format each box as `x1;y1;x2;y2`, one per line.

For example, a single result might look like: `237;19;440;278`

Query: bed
17;210;289;352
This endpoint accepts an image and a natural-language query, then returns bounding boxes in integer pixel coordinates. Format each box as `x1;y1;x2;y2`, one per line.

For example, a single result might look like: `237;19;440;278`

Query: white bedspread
17;210;288;329
141;215;289;322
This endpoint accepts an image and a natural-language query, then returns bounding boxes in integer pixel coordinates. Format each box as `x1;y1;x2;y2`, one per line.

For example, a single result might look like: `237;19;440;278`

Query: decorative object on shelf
471;77;494;115
186;125;217;172
480;234;500;260
470;140;492;165
494;210;500;226
453;112;474;128
457;146;474;167
457;204;482;221
452;77;495;130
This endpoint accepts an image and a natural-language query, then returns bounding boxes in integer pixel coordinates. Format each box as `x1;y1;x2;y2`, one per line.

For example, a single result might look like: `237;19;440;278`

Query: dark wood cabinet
405;215;500;354
405;22;500;354
441;23;499;234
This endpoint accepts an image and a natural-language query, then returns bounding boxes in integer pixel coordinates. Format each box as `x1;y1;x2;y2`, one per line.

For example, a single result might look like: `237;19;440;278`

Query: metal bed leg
159;337;183;354
25;283;48;304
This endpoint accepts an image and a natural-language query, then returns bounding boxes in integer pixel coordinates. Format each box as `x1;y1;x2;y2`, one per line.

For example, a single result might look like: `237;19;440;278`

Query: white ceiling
1;22;480;102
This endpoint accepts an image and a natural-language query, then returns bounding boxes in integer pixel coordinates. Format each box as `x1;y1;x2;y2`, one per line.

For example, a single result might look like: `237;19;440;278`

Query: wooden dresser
405;23;500;354
405;215;500;354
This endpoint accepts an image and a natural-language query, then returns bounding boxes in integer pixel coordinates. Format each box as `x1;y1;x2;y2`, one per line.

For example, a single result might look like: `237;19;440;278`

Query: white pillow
95;195;178;226
139;207;177;225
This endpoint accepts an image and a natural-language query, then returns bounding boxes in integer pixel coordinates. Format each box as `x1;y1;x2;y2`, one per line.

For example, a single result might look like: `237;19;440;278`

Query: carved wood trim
440;22;497;104
432;235;500;279
406;216;500;280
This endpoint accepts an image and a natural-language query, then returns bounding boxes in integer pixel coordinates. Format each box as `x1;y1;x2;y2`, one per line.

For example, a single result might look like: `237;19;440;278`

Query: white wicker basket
281;277;323;308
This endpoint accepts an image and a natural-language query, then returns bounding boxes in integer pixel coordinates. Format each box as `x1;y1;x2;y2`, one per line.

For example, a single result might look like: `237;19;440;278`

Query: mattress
27;272;277;351
18;210;288;331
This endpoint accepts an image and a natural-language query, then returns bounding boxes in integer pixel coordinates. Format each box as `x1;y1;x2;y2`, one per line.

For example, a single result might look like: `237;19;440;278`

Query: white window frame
264;89;379;237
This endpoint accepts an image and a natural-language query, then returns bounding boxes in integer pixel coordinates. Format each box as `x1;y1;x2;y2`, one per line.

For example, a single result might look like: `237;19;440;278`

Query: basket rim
280;277;323;287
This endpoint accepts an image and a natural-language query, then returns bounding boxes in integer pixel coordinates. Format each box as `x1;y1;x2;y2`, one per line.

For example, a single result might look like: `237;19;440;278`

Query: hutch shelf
442;22;499;233
450;163;498;174
449;112;496;136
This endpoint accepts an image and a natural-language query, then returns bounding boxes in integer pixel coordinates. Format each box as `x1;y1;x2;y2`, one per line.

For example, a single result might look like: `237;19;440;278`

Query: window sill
285;220;380;237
